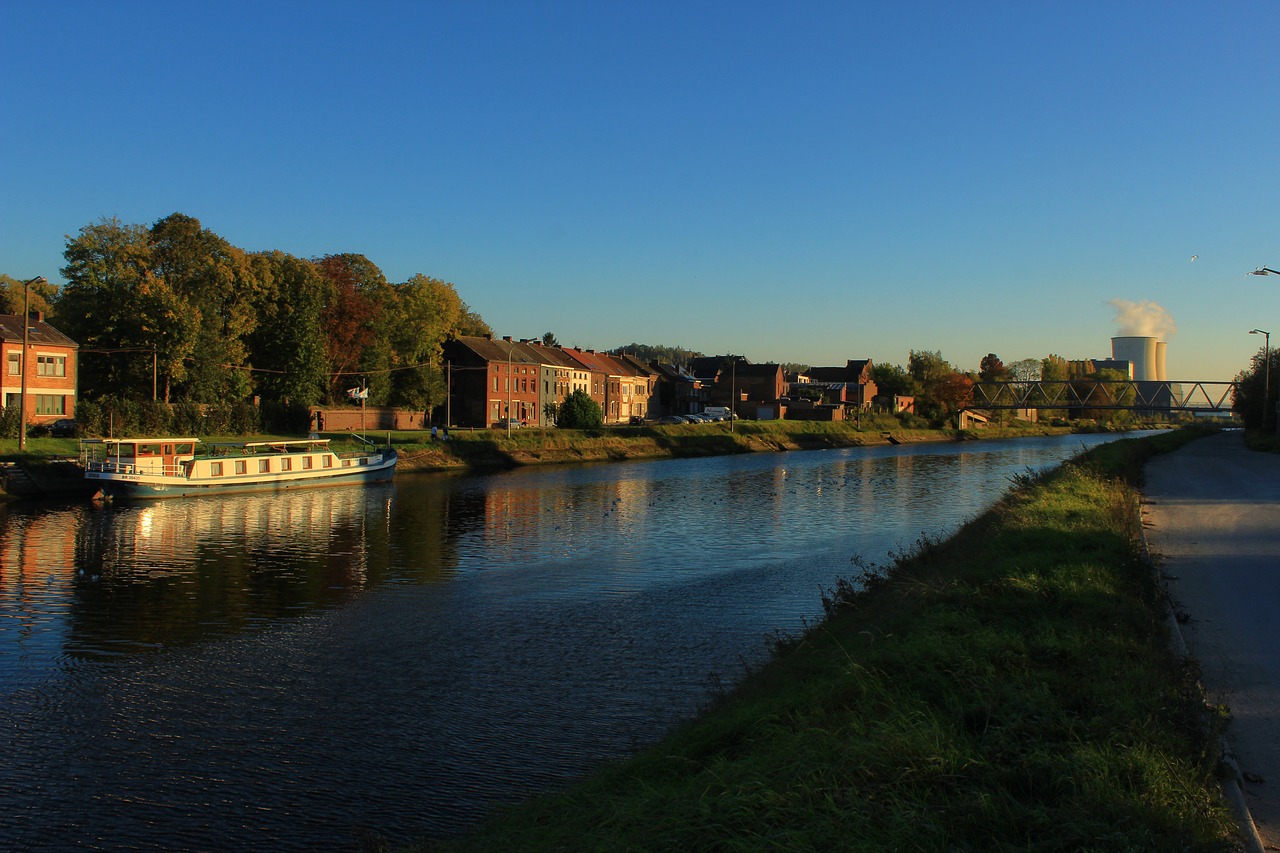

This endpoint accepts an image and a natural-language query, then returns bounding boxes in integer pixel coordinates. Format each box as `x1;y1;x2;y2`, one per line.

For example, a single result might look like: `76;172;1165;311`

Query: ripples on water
0;433;1139;849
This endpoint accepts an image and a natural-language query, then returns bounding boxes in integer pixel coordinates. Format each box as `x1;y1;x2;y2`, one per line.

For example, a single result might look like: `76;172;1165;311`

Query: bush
556;390;604;429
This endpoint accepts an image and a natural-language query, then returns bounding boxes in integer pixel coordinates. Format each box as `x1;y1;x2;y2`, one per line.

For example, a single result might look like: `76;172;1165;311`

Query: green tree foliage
55;213;492;419
150;213;259;402
907;350;951;384
246;251;328;406
610;343;703;367
873;363;918;398
382;274;466;411
556;389;603;429
0;274;59;317
59;217;166;400
542;331;560;347
1233;347;1278;429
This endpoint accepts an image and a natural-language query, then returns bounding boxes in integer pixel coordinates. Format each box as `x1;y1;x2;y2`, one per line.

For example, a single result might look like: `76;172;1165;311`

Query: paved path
1143;431;1280;848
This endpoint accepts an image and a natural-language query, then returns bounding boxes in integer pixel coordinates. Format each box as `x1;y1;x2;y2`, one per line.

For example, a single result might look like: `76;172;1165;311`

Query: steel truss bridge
968;380;1238;414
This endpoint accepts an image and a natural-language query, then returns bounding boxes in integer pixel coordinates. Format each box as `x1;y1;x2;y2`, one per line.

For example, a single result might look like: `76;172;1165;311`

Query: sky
4;1;1279;383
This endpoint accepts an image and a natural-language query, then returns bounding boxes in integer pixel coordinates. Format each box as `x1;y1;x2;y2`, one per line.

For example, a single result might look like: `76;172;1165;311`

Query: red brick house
0;311;79;424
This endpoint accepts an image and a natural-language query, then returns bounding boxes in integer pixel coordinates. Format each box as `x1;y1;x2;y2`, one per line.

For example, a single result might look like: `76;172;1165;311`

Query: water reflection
0;433;1145;850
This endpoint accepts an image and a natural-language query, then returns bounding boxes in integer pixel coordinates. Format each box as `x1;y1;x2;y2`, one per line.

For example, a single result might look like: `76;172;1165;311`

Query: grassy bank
413;427;1237;852
389;419;1087;473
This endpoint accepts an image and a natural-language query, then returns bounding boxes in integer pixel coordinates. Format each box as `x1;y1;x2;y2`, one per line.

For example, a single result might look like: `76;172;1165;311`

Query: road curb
1139;497;1265;853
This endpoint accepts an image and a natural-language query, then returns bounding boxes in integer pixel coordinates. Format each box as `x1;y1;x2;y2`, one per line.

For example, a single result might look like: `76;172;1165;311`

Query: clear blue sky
5;1;1279;382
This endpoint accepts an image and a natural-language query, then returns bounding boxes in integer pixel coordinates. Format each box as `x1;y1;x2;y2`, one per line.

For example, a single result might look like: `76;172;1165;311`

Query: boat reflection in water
0;482;410;670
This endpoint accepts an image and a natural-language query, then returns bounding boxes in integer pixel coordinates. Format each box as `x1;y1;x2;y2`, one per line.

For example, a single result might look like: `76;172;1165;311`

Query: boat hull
88;450;398;500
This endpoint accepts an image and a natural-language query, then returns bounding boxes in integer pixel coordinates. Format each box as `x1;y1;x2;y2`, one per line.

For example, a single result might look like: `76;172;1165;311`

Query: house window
37;355;65;377
36;395;65;415
7;353;18;376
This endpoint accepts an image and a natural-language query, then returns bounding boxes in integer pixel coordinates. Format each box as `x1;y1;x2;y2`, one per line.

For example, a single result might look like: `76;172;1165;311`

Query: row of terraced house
441;335;884;428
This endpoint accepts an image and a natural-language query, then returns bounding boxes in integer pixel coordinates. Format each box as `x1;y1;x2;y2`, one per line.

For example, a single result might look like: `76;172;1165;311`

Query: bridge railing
970;380;1238;412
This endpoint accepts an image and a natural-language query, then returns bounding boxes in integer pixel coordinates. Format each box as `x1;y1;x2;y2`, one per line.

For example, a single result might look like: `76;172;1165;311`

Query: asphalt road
1144;430;1280;848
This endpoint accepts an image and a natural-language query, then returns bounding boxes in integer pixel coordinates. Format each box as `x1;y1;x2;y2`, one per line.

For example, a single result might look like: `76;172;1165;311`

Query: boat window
259;460;270;473
139;444;162;456
323;456;333;468
210;462;223;477
281;458;292;472
175;443;195;455
302;457;313;470
235;460;247;475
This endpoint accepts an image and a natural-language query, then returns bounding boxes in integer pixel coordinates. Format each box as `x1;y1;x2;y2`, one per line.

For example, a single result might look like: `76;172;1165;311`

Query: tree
541;331;560;347
908;350;951;384
316;254;382;403
149;213;256;402
0;274;58;317
1234;347;1279;429
1007;358;1041;384
382;274;466;411
555;389;603;429
929;372;975;426
978;353;1007;382
58;217;162;399
872;363;918;398
245;251;328;406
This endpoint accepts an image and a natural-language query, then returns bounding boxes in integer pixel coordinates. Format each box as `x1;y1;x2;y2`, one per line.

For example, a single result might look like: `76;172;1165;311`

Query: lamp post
17;276;46;451
1252;329;1273;434
1249;267;1280;277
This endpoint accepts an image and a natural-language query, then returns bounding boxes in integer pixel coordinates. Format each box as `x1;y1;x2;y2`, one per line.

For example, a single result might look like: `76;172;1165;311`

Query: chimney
502;336;513;342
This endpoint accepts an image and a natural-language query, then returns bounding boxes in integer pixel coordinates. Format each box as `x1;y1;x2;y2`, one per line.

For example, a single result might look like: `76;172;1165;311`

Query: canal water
0;432;1143;850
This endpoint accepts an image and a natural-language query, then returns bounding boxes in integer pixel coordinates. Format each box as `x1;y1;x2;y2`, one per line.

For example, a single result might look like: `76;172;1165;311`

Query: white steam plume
1108;299;1177;340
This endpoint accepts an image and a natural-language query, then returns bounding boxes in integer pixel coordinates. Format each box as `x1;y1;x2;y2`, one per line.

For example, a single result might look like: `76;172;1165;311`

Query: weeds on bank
414;426;1236;852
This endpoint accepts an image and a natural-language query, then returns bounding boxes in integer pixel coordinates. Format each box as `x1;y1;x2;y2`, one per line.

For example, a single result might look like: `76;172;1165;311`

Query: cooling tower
1112;336;1158;382
1155;341;1167;382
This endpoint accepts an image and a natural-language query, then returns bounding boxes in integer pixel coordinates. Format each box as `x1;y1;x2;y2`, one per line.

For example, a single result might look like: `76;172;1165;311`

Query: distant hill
610;343;703;368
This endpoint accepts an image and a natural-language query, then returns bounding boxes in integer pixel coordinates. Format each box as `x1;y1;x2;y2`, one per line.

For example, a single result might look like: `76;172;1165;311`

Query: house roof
0;314;79;348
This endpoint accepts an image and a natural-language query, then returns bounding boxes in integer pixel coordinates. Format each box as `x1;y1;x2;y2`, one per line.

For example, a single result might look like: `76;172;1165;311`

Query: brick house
443;335;544;428
0;311;79;424
804;359;879;409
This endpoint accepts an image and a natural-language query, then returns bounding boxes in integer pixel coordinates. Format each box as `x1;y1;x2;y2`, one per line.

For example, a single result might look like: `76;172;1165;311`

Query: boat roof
206;439;331;450
80;437;202;446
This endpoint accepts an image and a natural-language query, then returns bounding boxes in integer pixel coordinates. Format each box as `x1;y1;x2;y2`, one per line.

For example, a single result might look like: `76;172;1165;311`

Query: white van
703;406;733;421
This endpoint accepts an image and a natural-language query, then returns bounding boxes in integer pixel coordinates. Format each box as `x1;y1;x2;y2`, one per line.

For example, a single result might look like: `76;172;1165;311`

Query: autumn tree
929;372;975;426
978;353;1007;382
316;254;382;404
908;350;951;385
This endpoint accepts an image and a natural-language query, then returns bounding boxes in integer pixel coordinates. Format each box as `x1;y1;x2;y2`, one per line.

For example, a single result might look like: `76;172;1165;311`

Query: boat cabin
81;438;200;475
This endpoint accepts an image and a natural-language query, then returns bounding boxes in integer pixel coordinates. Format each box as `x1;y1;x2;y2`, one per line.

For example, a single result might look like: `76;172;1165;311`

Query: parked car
658;415;687;425
49;419;78;438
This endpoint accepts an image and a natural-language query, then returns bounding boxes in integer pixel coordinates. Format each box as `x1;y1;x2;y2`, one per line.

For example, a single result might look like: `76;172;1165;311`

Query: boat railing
84;459;188;477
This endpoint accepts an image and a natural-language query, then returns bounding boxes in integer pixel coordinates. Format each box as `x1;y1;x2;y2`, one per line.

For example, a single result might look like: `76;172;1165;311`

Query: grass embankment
416;427;1237;852
390;419;1082;473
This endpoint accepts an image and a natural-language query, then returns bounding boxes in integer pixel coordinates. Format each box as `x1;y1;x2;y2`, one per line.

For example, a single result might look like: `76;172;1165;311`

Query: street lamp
17;276;47;451
1252;328;1273;433
1249;267;1280;277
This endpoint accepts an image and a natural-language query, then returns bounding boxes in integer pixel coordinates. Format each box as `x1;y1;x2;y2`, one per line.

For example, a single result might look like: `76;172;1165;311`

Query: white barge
80;436;397;499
